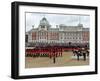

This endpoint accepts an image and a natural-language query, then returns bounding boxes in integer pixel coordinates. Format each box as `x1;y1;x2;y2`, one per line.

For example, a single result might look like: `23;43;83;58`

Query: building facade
26;17;89;46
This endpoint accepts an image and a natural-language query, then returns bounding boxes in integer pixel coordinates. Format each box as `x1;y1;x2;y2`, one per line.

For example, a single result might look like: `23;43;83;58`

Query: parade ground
25;51;89;68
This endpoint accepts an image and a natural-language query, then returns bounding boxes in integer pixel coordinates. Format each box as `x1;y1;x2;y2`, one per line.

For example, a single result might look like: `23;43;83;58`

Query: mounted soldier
81;48;87;61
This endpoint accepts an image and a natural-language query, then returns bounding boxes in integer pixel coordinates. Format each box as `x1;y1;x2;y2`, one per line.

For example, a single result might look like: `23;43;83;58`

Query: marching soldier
76;50;81;61
53;48;56;64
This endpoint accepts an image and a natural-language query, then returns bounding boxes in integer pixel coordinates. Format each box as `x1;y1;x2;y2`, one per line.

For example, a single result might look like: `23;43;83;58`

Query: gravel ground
25;51;89;68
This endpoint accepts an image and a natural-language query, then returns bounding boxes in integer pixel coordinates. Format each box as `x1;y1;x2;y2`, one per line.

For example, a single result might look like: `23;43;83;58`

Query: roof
39;17;50;27
49;28;59;31
82;28;89;31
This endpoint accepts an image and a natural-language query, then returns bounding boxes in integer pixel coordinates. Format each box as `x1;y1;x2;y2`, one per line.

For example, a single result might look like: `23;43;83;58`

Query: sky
26;12;90;32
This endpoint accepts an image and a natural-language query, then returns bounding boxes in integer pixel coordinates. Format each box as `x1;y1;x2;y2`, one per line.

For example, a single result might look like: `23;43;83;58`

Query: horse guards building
26;17;89;47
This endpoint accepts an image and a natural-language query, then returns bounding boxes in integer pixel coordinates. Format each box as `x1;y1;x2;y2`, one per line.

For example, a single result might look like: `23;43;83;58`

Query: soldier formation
26;45;89;63
26;46;63;63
